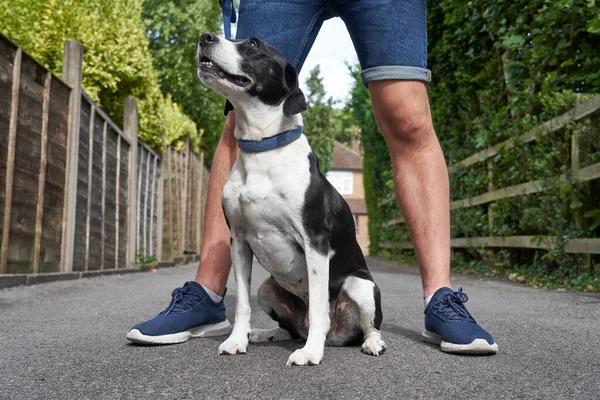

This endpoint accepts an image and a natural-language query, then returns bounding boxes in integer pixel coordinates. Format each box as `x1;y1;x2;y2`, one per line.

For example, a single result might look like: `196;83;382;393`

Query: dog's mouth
198;56;252;87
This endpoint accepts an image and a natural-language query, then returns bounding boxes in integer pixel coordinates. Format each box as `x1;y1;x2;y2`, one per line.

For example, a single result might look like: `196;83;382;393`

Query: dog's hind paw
249;328;293;343
286;347;323;366
218;336;248;355
361;336;386;356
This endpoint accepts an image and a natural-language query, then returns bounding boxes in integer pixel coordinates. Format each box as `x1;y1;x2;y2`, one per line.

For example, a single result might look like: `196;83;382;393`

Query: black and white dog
197;33;385;366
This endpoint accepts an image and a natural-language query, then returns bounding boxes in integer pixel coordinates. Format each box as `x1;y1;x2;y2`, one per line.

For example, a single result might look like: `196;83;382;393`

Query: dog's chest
223;155;309;228
222;142;312;292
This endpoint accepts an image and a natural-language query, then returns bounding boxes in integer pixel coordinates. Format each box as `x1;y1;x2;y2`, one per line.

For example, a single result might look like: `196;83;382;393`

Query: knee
380;101;434;149
370;82;435;150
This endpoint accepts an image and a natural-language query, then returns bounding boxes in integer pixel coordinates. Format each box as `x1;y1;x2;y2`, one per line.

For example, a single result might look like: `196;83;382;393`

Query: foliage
162;94;201;152
302;66;337;173
330;107;359;147
0;0;199;152
351;0;600;290
135;251;155;265
348;65;393;255
142;0;224;163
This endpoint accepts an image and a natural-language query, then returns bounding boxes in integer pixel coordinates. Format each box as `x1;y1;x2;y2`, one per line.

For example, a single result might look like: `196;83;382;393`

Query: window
326;171;353;195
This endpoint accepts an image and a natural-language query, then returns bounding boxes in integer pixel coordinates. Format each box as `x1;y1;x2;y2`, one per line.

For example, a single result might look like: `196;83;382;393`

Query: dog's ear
224;100;234;116
283;63;307;118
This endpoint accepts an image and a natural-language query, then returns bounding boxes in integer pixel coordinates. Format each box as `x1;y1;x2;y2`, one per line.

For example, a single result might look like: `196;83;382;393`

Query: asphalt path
1;258;599;399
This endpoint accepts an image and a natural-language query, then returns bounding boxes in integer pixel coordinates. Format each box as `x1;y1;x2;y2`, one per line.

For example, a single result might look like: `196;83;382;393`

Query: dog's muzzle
197;35;252;88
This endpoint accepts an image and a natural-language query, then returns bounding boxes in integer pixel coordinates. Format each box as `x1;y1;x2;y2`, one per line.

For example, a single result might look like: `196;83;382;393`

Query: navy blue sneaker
423;287;498;354
127;281;232;344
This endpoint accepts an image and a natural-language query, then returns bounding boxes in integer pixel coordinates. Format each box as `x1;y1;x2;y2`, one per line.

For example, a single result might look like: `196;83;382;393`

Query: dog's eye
247;39;257;47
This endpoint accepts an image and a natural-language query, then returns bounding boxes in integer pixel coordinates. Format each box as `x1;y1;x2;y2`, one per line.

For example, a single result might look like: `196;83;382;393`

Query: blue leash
220;0;237;40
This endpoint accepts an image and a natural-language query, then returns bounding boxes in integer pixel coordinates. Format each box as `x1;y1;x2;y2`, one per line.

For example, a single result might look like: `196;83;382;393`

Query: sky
230;17;358;104
297;18;358;104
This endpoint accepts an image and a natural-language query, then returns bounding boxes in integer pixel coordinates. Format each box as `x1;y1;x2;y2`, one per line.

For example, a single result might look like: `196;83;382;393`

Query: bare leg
369;80;452;299
193;113;239;296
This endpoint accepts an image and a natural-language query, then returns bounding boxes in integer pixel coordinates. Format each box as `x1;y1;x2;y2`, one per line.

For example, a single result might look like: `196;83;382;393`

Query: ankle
423;282;451;300
193;277;226;297
199;284;224;303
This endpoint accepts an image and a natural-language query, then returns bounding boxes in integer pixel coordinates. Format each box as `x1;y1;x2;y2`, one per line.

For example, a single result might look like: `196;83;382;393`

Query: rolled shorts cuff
360;66;432;87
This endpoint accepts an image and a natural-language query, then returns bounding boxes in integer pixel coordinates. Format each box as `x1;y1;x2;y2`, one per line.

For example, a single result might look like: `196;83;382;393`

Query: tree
142;0;224;163
0;0;199;152
330;106;359;147
303;66;337;173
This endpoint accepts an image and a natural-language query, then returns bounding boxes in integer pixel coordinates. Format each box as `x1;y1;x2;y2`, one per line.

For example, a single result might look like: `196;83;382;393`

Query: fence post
149;154;158;258
572;94;592;271
0;48;22;274
60;39;83;273
124;96;138;266
167;149;175;258
32;72;52;273
100;121;107;269
143;150;151;256
572;94;588;230
155;154;165;261
196;153;205;254
487;159;494;236
182;136;190;252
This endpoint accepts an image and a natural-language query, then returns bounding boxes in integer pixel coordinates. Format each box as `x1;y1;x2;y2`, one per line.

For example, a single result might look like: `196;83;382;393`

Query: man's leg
368;80;451;299
193;113;238;296
369;80;497;354
333;0;497;353
126;115;238;344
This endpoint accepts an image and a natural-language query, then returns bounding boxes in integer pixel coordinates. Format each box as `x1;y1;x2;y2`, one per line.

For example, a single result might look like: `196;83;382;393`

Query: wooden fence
0;34;208;274
378;94;600;255
160;145;208;261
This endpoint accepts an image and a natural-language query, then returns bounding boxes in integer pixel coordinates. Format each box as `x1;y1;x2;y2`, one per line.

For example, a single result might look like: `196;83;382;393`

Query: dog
197;32;385;366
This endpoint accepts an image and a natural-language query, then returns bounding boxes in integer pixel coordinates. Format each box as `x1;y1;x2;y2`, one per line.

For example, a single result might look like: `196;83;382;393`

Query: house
325;140;370;255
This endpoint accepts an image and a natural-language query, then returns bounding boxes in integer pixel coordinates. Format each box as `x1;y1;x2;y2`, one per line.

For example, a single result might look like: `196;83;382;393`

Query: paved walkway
1;258;599;399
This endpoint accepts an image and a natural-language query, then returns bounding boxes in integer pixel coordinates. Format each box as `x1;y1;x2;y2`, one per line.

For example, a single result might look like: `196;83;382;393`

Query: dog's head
197;33;306;118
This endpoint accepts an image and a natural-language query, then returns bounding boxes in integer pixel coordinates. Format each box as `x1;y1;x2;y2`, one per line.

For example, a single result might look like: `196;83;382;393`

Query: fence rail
0;33;208;274
378;94;600;255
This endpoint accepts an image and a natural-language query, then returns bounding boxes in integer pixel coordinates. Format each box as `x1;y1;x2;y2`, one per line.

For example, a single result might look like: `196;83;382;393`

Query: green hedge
353;0;600;291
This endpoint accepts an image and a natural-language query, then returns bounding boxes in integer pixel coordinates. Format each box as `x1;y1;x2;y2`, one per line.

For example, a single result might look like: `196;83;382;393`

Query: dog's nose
200;32;219;45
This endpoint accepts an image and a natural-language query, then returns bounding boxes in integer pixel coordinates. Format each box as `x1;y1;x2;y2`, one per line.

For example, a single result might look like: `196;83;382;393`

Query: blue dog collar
237;126;303;153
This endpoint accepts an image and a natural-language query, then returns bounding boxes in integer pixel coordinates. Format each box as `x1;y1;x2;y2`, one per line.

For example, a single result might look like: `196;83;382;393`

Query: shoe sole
422;330;498;355
126;320;232;345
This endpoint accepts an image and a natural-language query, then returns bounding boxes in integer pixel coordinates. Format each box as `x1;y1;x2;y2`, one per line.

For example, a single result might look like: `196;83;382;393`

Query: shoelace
434;287;476;323
164;285;203;315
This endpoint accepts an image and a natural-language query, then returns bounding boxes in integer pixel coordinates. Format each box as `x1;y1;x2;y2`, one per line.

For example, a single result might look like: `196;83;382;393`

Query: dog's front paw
286;347;323;366
361;336;386;356
218;335;248;355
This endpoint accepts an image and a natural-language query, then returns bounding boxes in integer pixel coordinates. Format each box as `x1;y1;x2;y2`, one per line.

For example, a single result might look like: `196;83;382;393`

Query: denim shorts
235;0;431;86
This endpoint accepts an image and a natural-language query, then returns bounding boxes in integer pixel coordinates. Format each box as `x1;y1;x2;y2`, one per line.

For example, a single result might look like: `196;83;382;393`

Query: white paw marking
286;347;323;366
218;335;248;355
361;336;387;356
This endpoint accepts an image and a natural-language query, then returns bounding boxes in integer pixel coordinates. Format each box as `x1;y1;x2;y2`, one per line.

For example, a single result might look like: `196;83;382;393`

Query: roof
345;198;367;215
331;141;362;171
